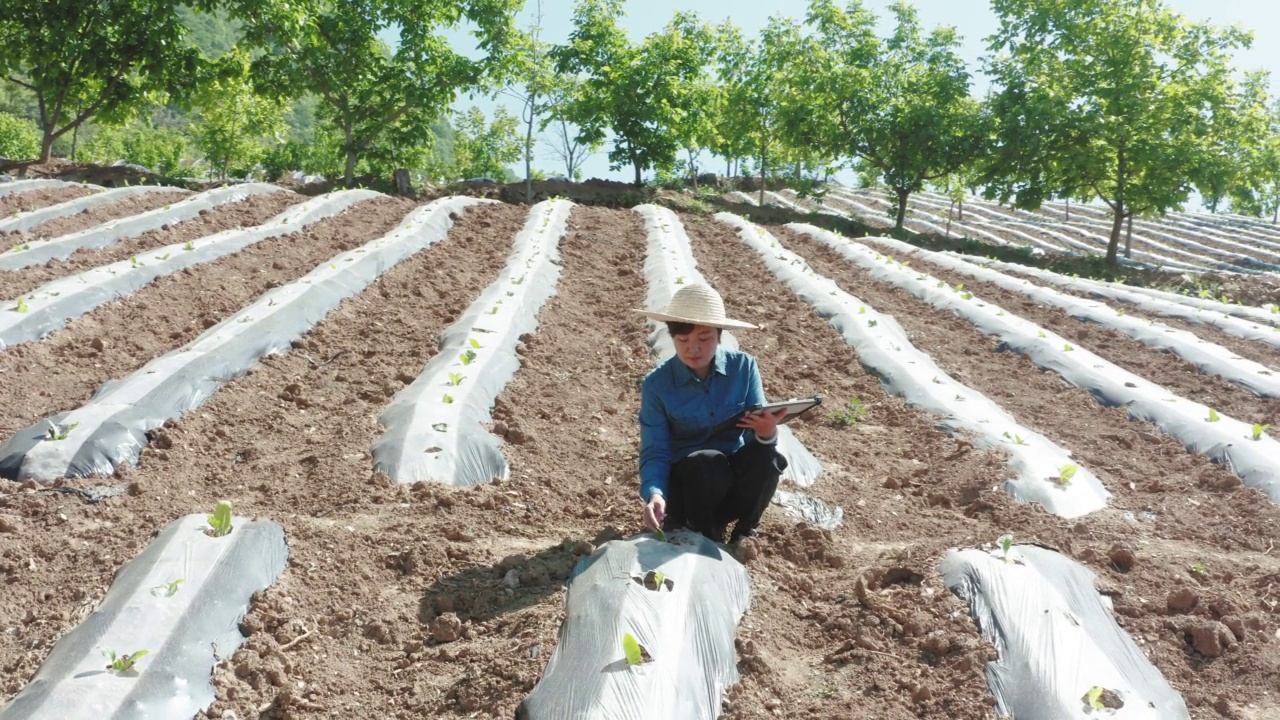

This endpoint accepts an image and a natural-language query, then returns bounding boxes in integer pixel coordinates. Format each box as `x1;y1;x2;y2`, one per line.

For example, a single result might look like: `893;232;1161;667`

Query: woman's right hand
643;494;666;531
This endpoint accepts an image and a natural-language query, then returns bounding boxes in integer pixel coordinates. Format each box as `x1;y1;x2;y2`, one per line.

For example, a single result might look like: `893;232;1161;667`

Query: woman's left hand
737;407;788;441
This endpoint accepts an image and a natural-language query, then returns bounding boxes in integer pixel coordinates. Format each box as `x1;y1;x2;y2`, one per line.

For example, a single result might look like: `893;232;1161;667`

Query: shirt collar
672;347;728;385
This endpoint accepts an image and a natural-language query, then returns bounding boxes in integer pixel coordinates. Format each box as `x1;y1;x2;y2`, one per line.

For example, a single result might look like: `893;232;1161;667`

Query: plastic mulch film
804;231;1280;398
634;203;824;490
941;544;1189;720
0;179;82;198
718;212;1110;518
0;196;478;481
0;513;287;720
0;189;379;353
0;183;284;271
518;532;751;720
0;184;184;234
372;199;572;485
805;228;1280;502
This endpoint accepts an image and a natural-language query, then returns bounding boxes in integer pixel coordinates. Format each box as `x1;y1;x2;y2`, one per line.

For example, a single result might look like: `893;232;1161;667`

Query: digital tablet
712;396;824;434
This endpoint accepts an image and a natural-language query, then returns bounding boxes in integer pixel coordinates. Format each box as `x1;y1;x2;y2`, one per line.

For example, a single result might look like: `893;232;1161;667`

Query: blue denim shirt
638;348;767;501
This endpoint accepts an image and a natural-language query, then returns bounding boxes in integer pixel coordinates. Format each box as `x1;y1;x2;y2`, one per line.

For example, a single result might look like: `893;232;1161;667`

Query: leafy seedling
633;570;675;592
622;632;652;666
157;253;171;261
15;296;29;313
653;527;668;543
45;421;79;441
469;338;482;349
997;534;1014;561
858;305;866;314
1038;330;1046;338
1252;423;1270;441
102;648;149;674
936;281;944;288
486;307;499;315
831;398;867;428
184;241;195;251
1190;563;1208;575
1056;464;1078;486
152;578;184;597
1063;343;1074;352
512;275;526;285
11;243;29;252
448;372;464;386
675;276;685;284
207;500;233;537
460;349;477;365
960;292;973;300
1206;408;1220;423
442;394;454;404
1002;432;1028;446
130;256;144;267
867;319;877;327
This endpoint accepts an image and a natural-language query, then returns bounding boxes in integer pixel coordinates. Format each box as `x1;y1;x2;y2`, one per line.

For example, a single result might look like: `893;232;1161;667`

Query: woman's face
672;324;719;375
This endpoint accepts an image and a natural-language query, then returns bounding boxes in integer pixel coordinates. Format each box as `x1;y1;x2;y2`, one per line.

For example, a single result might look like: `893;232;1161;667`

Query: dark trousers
663;441;788;543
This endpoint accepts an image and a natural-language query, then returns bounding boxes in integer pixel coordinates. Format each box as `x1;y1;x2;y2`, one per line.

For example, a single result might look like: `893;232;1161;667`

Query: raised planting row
788;224;1280;501
0;184;283;271
0;195;478;481
0;186;185;236
0;189;376;352
716;212;1109;518
373;199;572;485
0;179;77;198
0;507;286;720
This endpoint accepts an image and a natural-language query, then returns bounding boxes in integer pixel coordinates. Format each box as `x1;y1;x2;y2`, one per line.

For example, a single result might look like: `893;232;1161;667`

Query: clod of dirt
1168;588;1200;614
502;569;520;590
431;613;463;644
1221;616;1246;642
0;516;20;533
734;537;760;563
1107;544;1137;572
592;526;623;545
1172;618;1235;658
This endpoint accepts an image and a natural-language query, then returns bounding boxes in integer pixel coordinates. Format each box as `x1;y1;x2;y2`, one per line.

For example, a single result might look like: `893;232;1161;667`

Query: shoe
728;527;757;545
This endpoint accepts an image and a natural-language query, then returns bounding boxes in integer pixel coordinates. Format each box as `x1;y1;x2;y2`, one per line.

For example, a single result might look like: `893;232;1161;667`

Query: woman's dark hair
667;322;722;339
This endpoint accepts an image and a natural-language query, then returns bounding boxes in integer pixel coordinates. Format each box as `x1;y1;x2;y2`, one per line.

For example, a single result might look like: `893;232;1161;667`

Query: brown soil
0;196;414;440
3;190;191;241
3;190;304;299
1;198;1279;720
0;186;97;217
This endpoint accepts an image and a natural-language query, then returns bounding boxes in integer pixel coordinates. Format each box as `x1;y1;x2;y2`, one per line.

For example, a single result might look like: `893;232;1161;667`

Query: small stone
502;568;521;589
431;613;462;644
911;685;933;703
90;337;105;352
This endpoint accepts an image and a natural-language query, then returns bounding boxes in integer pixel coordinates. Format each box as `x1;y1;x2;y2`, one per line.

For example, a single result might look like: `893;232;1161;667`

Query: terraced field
1;178;1278;719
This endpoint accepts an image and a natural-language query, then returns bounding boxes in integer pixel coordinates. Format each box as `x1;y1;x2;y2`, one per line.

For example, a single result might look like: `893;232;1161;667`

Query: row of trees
3;0;1280;264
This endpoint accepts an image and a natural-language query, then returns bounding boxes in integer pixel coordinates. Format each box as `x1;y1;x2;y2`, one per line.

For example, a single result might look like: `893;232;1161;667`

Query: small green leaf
1252;423;1269;441
442;394;454;404
469;338;481;349
1207;408;1220;423
653;527;667;543
1086;686;1104;710
653;571;666;589
1063;343;1074;352
1058;464;1077;485
622;633;643;666
15;296;29;313
460;349;477;365
207;500;233;537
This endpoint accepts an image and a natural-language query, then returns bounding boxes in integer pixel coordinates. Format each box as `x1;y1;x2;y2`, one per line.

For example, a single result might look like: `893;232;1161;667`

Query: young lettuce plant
45;421;79;441
151;578;184;597
997;534;1014;562
460;349;477;365
207;500;233;537
14;296;29;313
1056;464;1078;486
448;372;464;387
102;648;149;674
622;632;652;666
1206;408;1220;423
1252;423;1270;441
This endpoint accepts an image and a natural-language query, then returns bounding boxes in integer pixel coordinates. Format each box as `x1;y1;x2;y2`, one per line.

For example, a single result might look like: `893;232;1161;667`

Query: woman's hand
643;494;666;530
738;407;788;441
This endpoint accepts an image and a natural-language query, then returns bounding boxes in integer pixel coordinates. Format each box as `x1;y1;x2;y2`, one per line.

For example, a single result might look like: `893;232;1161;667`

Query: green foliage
653;527;667;543
152;578;184;597
831;398;867;427
1057;464;1078;486
997;533;1014;561
44;421;78;441
1207;408;1221;423
622;632;643;665
192;51;287;181
80;119;189;177
0;111;40;159
448;372;464;386
102;648;149;674
984;0;1252;264
447;107;522;182
1252;423;1270;441
207;500;233;537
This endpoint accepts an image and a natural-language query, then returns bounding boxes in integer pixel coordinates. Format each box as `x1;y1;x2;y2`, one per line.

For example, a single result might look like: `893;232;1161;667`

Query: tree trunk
958;199;964;222
1065;198;1070;223
946;199;955;238
632;157;642;187
758;144;767;207
524;97;535;203
40;130;56;163
70;123;79;162
1124;213;1134;259
1105;205;1126;266
894;188;909;231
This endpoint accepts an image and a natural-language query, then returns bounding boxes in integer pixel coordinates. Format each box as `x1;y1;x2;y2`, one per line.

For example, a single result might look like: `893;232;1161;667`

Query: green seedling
163;204;170;210
512;275;526;285
1038;330;1046;338
622;632;650;666
157;253;171;261
831;398;867;428
1063;343;1074;351
1207;408;1220;423
486;307;499;315
1002;432;1028;446
207;500;233;537
184;241;195;251
858;306;866;314
469;338;482;349
15;297;29;313
675;276;685;284
936;281;944;288
448;372;464;386
653;527;668;543
1056;464;1078;486
959;292;973;300
1249;423;1269;440
11;243;29;252
460;349;476;365
868;319;877;327
45;421;79;441
1116;310;1125;317
1190;563;1208;575
997;534;1014;561
102;648;149;674
955;283;964;292
152;578;184;597
442;394;454;404
130;256;144;267
1086;686;1104;710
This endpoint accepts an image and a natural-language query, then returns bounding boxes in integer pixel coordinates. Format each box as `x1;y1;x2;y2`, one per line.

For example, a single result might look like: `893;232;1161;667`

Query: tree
245;0;520;187
193;52;287;180
543;80;597;180
450;107;523;181
554;1;716;186
795;0;983;231
499;0;559;201
0;112;40;160
985;0;1252;264
1231;95;1280;223
79;118;190;176
0;0;224;163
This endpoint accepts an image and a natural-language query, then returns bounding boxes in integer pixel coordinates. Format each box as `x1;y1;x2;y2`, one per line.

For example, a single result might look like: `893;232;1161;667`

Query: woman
636;283;788;544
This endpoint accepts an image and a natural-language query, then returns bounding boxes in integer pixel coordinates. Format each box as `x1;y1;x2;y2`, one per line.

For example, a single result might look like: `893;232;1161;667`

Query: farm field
1;182;1279;720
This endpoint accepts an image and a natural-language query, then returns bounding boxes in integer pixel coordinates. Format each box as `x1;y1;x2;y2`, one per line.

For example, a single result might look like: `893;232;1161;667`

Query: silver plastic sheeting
0;196;476;481
373;199;573;485
0;179;83;197
839;234;1280;397
0;183;284;271
519;532;751;720
634;204;824;489
0;189;376;353
0;184;184;234
0;513;287;720
941;545;1189;720
772;488;843;530
718;213;1111;519
823;231;1280;500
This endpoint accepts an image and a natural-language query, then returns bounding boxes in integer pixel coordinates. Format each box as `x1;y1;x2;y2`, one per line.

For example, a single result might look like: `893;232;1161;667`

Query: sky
436;0;1280;187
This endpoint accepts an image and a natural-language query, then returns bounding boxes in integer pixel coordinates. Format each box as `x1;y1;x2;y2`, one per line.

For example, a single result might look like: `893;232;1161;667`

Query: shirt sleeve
745;355;776;444
638;375;672;501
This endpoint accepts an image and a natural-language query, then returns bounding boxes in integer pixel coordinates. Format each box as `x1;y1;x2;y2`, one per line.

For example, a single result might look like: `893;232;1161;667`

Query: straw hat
637;283;758;330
